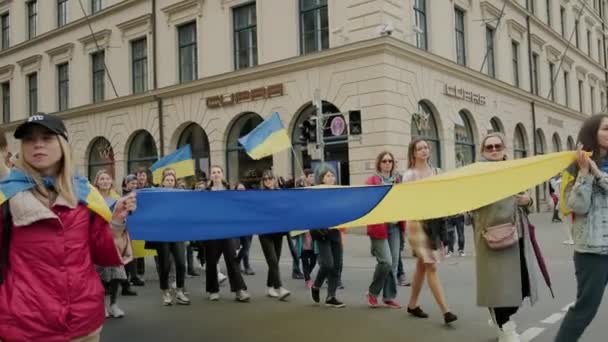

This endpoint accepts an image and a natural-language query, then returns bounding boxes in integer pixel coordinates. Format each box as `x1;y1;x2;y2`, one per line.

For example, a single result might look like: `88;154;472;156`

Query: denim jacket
566;173;608;255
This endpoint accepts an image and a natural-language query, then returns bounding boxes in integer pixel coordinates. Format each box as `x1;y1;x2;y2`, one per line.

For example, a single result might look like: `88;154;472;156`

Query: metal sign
330;117;346;136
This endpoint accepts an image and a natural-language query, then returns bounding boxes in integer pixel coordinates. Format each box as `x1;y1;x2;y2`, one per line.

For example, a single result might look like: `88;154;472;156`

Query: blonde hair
479;132;507;154
16;136;77;206
93;169;117;197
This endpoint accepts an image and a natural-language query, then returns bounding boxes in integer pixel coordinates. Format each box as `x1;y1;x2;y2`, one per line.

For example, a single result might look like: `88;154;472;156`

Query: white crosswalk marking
521;327;546;342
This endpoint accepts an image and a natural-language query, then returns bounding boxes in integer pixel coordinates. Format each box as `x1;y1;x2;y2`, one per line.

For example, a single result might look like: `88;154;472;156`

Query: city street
101;213;606;342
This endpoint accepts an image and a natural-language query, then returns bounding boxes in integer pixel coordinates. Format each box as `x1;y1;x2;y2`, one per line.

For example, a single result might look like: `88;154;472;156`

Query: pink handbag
483;223;518;250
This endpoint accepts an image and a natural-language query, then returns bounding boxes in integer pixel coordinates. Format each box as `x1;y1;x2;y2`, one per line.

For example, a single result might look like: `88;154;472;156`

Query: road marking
541;313;565;324
521;327;545;342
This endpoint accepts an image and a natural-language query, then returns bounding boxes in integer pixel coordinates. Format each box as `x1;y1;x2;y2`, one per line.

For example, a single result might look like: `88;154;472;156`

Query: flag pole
290;145;306;179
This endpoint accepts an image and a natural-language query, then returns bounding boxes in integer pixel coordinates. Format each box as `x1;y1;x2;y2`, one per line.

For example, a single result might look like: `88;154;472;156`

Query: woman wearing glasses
259;170;291;301
472;133;540;342
404;138;457;325
364;151;405;309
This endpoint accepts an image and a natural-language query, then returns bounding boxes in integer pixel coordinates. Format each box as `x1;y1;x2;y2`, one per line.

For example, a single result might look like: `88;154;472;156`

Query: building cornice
480;1;502;24
117;13;152;36
546;45;562;62
16;54;42;69
45;43;74;59
161;0;203;23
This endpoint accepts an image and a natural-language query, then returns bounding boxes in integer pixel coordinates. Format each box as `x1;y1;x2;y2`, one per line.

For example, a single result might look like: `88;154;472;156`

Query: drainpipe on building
526;14;540;212
152;0;165;157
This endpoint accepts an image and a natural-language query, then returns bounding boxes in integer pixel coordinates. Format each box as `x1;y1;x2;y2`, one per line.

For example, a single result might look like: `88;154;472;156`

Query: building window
131;38;148;94
27;73;37;116
575;20;580;48
587;29;592;56
532;53;540;95
92;51;105;103
454;8;466;66
546;0;552;26
455;110;475;167
1;13;9;50
178;123;211;179
601;91;606;111
413;0;428;50
57;63;69;111
27;1;37;40
486;26;496;77
1;82;9;124
598;39;603;63
560;6;566;38
527;0;535;14
233;3;257;70
591;86;596;113
512;41;520;87
88;137;115;180
57;0;68;27
178;22;197;83
578;80;584;112
514;124;528;159
563;70;570;107
548;62;555;101
300;0;328;54
91;0;102;14
127;130;158;175
412;101;441;167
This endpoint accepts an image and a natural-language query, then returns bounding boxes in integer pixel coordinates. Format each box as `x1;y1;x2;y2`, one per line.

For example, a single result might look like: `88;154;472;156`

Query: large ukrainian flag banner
150;144;195;185
238;112;291;160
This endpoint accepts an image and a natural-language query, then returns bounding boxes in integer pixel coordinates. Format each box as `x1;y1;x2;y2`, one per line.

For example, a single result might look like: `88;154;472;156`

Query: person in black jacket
310;163;345;308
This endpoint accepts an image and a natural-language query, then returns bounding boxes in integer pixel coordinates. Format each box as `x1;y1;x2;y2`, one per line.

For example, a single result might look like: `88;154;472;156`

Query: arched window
88;137;114;181
178;123;210;180
513;124;528;159
411;101;441;167
127;130;158;176
535;129;546;154
490;117;504;133
226;112;273;188
567;136;575;150
454;110;475;167
552;133;562;152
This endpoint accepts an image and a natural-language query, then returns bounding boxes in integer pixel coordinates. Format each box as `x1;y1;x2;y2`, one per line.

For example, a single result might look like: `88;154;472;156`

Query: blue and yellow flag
0;169;112;222
238;112;291;160
150;144;195;185
559;163;577;216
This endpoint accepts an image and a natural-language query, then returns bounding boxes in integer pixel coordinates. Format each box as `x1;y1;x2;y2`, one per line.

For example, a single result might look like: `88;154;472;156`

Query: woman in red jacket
365;151;406;309
0;113;136;342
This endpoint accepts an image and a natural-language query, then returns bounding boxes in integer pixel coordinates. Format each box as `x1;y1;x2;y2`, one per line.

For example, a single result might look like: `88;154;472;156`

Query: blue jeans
368;225;401;300
555;252;608;342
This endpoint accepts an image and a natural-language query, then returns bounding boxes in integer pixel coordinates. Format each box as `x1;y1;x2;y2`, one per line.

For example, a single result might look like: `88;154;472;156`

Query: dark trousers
259;234;283;288
301;249;317;281
447;216;465;253
397;230;405;278
237;236;253;270
490;307;519;328
205;239;247;293
155;242;186;290
555;252;608;342
314;238;343;299
186;242;196;272
287;234;302;274
136;258;145;275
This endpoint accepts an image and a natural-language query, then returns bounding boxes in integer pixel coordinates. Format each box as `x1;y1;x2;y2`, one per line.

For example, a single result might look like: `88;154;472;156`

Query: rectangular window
563;70;570;106
27;1;36;40
413;0;428;50
178;22;197;83
131;38;148;94
599;39;603;63
532;53;540;95
527;0;535;14
454;8;466;66
546;0;552;26
560;6;566;38
57;0;68;27
92;51;105;103
91;0;102;14
578;80;584;112
602;91;606;111
512;41;520;87
233;3;258;70
300;0;328;54
57;63;69;111
549;62;555;101
575;20;579;48
587;30;592;56
486;26;496;77
1;82;9;124
28;73;37;116
1;13;8;50
591;86;596;113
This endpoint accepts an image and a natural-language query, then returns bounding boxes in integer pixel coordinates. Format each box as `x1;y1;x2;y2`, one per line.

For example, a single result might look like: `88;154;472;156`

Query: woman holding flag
0;113;136;342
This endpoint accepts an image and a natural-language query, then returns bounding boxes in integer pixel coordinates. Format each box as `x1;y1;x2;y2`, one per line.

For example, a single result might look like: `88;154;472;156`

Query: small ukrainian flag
150;144;195;184
238;112;291;160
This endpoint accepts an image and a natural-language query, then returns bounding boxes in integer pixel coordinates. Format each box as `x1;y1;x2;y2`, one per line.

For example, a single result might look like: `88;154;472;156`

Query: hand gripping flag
150;144;195;185
238;112;291;160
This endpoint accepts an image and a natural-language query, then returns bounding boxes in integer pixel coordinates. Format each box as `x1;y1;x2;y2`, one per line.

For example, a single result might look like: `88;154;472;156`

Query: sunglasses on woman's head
484;143;504;152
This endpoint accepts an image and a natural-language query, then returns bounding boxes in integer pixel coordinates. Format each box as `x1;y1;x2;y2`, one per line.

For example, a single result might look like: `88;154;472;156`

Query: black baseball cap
14;113;68;141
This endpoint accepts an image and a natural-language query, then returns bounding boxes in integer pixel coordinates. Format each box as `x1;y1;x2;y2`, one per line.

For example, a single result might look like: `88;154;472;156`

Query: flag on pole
150;144;195;184
238;112;291;160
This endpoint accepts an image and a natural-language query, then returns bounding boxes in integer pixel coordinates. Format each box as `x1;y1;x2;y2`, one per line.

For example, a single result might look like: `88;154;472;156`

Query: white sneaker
266;287;279;298
459;250;466;257
176;289;191;305
162;290;173;306
218;271;227;284
278;287;291;301
498;321;520;342
108;304;125;318
236;290;251;302
209;292;220;301
563;239;575;245
170;281;177;289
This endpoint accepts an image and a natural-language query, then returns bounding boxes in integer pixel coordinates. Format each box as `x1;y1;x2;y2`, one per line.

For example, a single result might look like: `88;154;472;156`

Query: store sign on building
206;84;284;108
443;84;487;105
547;117;564;128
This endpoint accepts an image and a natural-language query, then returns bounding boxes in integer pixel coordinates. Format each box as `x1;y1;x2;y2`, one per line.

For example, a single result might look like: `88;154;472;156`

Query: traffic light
298;117;317;142
349;110;362;135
